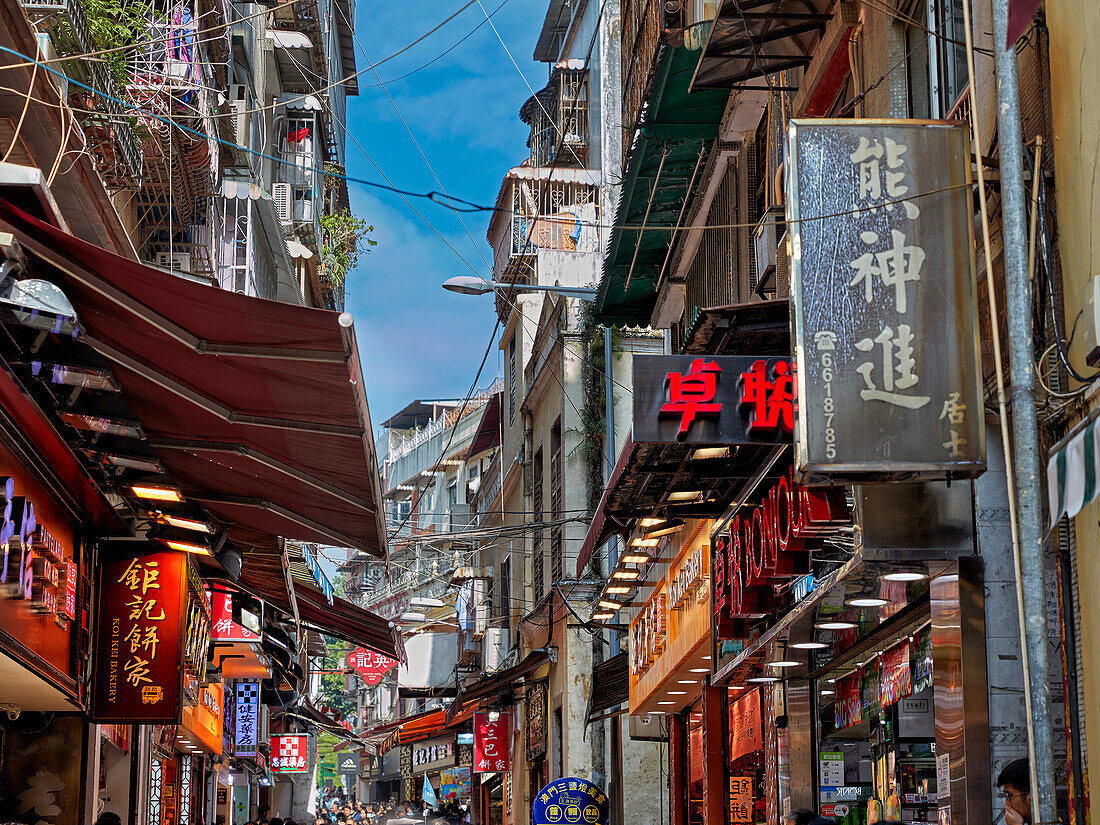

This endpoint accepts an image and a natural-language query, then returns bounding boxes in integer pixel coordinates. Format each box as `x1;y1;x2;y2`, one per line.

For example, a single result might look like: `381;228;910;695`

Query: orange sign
181;681;224;754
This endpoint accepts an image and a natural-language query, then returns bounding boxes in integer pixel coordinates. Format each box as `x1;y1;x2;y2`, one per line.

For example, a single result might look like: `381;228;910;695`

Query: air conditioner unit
155;251;191;272
273;183;292;224
482;627;510;671
228;84;251;148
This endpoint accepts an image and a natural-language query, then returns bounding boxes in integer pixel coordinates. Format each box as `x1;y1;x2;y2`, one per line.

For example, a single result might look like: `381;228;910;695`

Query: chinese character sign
234;680;260;757
91;550;188;723
473;712;510;773
345;647;399;685
210;589;258;643
633;355;794;445
787;120;984;482
532;777;609;825
271;733;309;773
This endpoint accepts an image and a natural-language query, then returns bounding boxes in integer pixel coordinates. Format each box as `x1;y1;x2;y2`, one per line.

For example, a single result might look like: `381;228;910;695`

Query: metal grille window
509;179;599;257
148;758;163;825
178;755;192;824
532;448;544;602
218;196;252;294
499;556;511;622
684;160;738;328
550;418;563;582
528;71;589;168
508;332;518;424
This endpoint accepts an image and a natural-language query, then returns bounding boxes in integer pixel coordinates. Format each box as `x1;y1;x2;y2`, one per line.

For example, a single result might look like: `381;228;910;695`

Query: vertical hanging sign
787;120;984;483
234;679;260;757
91;550;188;723
473;712;511;773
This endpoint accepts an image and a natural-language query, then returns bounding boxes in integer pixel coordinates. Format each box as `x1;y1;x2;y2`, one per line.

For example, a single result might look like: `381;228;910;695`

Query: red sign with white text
209;588;258;643
473;711;510;773
728;688;763;762
345;647;399;685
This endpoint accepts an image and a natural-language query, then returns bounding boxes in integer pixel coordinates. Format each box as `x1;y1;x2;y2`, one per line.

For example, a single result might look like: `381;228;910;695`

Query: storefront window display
728;689;765;825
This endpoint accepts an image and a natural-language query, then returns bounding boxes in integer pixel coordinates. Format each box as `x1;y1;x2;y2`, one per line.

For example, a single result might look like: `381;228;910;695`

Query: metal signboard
412;734;457;773
234;679;260;757
91;550;188;723
337;752;358;776
787;119;984;482
526;683;547;762
632;355;794;445
532;777;610;825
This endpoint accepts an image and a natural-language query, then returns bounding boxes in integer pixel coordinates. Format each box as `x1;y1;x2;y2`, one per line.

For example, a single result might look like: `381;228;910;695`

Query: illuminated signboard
234;679;260;757
473;712;510;773
91;550;188;723
633;356;794;445
271;733;310;773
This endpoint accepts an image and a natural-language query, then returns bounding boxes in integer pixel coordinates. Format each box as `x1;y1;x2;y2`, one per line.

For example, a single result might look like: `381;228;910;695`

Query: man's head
784;810;817;825
997;758;1032;824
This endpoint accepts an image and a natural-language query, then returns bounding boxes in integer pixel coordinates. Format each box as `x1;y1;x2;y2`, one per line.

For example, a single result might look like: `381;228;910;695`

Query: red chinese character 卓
661;359;723;436
739;360;794;434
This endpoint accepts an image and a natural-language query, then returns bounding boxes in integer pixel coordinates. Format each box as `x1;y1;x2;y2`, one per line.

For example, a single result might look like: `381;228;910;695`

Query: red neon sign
739;359;794;434
660;358;723;436
712;468;849;639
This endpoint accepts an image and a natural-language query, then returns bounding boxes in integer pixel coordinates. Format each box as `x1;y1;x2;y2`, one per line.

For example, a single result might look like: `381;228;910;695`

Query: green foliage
320;207;375;287
58;0;155;88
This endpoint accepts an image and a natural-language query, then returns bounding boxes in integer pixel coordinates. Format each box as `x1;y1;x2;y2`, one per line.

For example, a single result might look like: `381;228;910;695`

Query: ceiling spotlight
156;537;212;555
688;668;709;673
630;537;660;548
591;612;614;621
666;491;702;502
151;512;213;533
657;701;677;705
882;571;928;582
611;569;641;581
746;676;780;683
667;691;687;695
597;599;622;610
676;679;698;685
130;483;183;502
815;621;857;630
643;519;685;539
847;597;890;608
691;447;729;460
620;553;651;565
606;586;632;594
639;517;663;527
730;685;746;691
791;642;829;650
820;690;835;696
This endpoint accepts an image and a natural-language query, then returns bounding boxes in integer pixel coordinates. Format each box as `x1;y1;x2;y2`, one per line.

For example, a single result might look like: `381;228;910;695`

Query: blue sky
341;1;546;429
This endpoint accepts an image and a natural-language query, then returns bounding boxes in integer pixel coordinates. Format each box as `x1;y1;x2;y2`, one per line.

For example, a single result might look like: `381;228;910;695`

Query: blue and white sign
234;679;260;757
532;777;609;825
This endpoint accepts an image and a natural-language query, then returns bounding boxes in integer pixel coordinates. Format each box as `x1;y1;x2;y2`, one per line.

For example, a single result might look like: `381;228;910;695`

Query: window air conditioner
273;183;292;224
228;84;251;148
481;627;509;671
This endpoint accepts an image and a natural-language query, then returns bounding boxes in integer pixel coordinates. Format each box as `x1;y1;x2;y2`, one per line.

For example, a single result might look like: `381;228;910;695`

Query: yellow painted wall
1047;0;1100;811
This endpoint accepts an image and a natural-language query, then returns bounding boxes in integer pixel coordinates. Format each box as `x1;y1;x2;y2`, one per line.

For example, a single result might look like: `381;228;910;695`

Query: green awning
594;45;729;326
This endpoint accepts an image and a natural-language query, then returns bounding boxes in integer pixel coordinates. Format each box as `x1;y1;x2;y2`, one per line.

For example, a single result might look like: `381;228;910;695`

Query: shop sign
234;679;260;757
271;733;309;773
526;682;547;762
91;550;188;723
181;681;224;754
712;468;849;639
210;589;258;643
913;625;933;694
101;723;131;753
338;752;358;776
441;766;471;801
413;735;457;773
532;777;609;825
728;688;762;762
729;777;754;825
835;672;861;731
628;592;666;676
473;711;510;773
633;355;794;444
787;119;984;482
345;646;399;685
185;587;211;683
669;547;704;610
880;639;913;707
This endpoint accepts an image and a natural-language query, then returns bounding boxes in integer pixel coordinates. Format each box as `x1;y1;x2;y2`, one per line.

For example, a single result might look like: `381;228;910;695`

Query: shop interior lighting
150;511;213;534
103;453;163;473
666;490;702;502
155;536;212;555
767;660;801;668
630;537;660;548
790;641;829;650
643;519;686;540
881;571;928;582
815;620;857;630
691;447;729;460
606;586;633;595
611;569;641;581
747;676;780;683
847;597;890;608
130;483;184;502
59;411;143;440
620;553;651;565
31;361;120;392
640;517;663;527
591;612;615;621
597;599;622;610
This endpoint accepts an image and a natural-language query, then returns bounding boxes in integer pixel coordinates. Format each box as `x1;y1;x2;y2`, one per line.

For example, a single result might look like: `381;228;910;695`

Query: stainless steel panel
857;480;976;560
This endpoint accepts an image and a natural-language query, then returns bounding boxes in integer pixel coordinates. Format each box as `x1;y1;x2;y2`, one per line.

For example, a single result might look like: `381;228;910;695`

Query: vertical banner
880;639;913;707
234;679;260;757
787;120;984;482
473;711;511;773
728;688;763;762
92;550;188;723
835;671;862;731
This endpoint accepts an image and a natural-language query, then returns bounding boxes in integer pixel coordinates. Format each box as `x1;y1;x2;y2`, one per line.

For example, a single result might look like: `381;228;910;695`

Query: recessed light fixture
820;690;835;696
620;553;651;565
666;491;702;502
689;668;709;673
691;447;728;460
882;571;928;582
611;570;641;581
657;701;677;705
847;597;889;608
597;599;622;610
676;679;698;685
815;620;857;630
630;537;660;548
667;691;687;695
767;660;801;668
606;586;632;595
791;641;829;650
130;483;184;502
747;676;780;683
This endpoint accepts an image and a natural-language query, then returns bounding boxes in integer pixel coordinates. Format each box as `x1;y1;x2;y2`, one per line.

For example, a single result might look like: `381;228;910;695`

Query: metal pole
991;2;1058;822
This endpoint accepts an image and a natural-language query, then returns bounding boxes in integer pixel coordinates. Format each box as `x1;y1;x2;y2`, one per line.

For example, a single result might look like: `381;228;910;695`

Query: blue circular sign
532;777;609;825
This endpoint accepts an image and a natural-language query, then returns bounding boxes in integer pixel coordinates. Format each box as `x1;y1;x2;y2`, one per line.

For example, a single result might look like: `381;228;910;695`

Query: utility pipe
991;1;1058;821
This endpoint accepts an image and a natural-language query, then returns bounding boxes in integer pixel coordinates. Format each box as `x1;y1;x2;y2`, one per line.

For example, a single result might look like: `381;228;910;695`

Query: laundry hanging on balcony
1048;411;1100;525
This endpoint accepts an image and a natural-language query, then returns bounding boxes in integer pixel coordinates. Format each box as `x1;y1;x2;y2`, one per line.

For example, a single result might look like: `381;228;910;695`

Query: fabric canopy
1048;412;1100;526
0;198;387;556
449;649;549;720
466;392;501;460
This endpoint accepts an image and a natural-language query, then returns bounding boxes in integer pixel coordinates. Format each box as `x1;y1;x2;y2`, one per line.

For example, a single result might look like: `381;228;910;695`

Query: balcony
521;61;589;169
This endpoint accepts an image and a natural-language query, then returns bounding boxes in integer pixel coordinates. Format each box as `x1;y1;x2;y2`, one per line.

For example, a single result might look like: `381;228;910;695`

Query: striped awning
1048;415;1100;524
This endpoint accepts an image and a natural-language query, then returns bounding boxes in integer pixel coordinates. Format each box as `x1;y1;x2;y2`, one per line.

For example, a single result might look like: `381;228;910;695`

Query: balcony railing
622;0;664;168
524;68;589;168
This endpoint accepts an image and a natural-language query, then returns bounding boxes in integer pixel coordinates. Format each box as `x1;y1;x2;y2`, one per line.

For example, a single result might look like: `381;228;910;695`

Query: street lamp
442;275;597;301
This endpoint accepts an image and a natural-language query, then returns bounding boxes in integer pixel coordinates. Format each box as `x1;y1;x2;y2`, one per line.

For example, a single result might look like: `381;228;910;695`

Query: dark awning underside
0;199;387;557
691;0;834;91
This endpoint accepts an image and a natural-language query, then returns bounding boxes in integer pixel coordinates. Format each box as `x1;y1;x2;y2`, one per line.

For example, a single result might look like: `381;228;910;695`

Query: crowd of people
239;792;469;825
